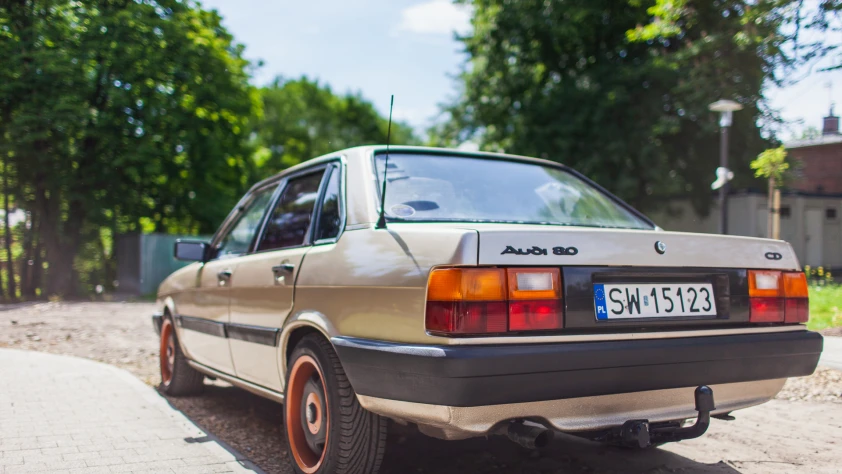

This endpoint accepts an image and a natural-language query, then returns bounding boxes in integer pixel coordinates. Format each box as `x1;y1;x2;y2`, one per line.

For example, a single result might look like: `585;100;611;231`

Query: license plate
593;283;716;320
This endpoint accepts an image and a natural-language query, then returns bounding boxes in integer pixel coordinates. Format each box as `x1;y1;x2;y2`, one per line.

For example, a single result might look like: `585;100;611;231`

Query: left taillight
426;267;563;335
748;270;809;323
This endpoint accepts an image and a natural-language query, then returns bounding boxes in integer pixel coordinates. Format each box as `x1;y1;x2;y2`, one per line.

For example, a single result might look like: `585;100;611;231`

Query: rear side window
257;172;324;251
315;167;342;241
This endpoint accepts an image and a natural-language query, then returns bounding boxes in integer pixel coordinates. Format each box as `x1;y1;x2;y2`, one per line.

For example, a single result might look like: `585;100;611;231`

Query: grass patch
807;283;842;330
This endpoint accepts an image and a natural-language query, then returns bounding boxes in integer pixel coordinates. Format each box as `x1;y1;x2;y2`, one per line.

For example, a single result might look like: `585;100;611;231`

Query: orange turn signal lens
748;270;782;298
507;268;561;300
783;272;808;298
427;268;507;302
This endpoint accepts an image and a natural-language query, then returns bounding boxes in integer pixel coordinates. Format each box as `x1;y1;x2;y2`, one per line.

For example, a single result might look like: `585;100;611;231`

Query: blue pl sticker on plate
593;284;608;320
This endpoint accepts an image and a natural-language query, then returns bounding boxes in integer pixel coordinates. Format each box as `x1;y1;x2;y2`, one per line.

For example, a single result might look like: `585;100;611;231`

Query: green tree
751;146;790;186
630;0;842;73
0;0;257;297
433;0;787;213
751;146;790;238
252;77;417;176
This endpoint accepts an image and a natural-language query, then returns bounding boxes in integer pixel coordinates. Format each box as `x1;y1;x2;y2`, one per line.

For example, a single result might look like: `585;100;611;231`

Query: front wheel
284;334;387;474
159;316;204;396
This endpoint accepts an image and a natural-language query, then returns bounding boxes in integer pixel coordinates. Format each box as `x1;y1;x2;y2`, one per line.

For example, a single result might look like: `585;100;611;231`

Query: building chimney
823;105;839;135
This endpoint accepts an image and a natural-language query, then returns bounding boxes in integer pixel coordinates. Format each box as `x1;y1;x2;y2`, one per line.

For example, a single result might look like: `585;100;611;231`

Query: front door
228;169;328;390
806;208;824;267
178;186;276;374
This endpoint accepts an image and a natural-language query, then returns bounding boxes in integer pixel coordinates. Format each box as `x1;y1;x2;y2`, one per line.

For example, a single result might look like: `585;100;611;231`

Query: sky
200;0;842;141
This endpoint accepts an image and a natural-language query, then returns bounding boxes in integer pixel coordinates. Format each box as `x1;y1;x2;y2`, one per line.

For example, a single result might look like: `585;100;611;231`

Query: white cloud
397;0;472;36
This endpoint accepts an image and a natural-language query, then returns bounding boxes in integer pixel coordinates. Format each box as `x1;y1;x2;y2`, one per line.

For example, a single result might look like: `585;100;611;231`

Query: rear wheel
159;316;204;396
284;334;387;474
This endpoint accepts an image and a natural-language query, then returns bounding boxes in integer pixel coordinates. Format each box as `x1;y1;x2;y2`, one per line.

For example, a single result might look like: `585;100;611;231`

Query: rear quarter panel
292;225;478;344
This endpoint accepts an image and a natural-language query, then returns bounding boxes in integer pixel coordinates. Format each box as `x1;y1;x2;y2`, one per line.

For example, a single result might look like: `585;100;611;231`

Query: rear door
178;185;276;374
227;166;331;390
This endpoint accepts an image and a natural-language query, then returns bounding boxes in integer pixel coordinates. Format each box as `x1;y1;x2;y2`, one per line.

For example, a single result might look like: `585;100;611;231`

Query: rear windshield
374;153;653;230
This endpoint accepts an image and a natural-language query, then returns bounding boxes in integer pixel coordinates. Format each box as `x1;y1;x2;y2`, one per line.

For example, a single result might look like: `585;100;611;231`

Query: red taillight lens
750;297;785;322
748;270;808;324
785;298;809;323
509;300;562;331
426;267;563;335
425;301;508;334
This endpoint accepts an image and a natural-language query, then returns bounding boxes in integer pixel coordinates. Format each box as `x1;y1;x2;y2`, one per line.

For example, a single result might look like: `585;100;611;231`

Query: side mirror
174;240;210;262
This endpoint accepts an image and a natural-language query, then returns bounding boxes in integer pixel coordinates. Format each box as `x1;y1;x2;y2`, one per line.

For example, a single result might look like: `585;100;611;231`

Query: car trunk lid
470;224;799;270
460;224;798;333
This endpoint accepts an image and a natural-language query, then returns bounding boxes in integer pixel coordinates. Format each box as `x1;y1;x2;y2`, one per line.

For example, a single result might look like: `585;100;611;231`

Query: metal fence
116;233;210;296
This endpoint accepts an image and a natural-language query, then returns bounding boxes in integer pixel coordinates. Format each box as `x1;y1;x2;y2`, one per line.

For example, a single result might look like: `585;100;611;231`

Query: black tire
159;315;204;396
284;333;388;474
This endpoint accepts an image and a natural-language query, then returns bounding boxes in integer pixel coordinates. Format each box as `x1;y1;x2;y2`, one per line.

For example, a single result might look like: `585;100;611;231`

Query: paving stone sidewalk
0;349;264;474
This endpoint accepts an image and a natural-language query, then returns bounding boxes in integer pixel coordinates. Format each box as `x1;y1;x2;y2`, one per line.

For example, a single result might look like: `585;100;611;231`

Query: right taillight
782;271;809;323
425;267;563;336
748;270;808;323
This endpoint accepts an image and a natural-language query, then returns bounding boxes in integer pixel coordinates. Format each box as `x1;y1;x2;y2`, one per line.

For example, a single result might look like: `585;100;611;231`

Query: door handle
217;269;232;286
271;263;295;285
272;263;295;273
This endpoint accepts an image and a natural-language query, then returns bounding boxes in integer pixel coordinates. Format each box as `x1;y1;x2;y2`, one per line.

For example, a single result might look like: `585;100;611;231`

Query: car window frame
311;161;346;246
369;150;657;230
250;161;338;254
207;181;282;261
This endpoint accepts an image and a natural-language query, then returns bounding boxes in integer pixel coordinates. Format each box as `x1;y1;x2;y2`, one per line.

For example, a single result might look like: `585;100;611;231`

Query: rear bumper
356;379;786;439
332;329;822;407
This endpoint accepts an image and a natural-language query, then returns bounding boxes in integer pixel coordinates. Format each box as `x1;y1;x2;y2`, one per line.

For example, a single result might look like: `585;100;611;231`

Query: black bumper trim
331;330;822;407
152;312;164;336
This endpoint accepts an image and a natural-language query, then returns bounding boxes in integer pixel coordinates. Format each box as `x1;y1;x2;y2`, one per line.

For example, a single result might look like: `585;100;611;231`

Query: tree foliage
431;0;828;214
0;2;416;299
751;146;789;184
0;0;258;297
251;77;417;176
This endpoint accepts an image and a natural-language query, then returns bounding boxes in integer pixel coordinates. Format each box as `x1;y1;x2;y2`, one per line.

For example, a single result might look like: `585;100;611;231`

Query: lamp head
708;99;743;113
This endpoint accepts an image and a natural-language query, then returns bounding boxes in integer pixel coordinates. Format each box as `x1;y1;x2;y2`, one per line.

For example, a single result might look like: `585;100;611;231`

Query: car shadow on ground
163;382;740;474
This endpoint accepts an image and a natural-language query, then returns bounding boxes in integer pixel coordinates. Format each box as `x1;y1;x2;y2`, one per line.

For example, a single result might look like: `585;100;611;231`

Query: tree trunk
35;179;83;298
3;157;16;301
767;176;775;239
29;221;43;299
20;210;35;299
772;188;781;240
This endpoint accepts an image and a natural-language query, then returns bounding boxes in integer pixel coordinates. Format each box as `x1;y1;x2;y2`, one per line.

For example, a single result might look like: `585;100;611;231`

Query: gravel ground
2;302;841;473
822;326;842;337
0;301;160;384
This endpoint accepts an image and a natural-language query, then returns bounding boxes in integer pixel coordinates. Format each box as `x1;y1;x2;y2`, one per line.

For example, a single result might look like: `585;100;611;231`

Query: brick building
787;110;842;194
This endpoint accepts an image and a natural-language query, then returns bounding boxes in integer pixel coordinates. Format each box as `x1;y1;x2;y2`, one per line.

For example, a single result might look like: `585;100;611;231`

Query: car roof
247;145;568;193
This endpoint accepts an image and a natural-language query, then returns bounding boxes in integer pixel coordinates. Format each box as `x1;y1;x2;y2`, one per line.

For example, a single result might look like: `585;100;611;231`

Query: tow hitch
605;385;716;448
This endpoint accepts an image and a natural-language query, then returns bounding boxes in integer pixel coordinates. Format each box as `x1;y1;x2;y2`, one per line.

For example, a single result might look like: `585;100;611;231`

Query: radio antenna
376;95;394;229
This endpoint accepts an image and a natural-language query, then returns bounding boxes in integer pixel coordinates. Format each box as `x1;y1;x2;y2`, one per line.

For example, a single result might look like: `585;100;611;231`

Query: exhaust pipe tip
506;421;554;449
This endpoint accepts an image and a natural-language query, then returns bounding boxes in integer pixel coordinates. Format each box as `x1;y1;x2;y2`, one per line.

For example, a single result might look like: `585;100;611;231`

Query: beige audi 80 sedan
153;146;822;474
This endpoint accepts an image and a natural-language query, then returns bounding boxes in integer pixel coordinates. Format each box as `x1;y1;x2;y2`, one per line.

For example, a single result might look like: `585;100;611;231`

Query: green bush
807;283;842;330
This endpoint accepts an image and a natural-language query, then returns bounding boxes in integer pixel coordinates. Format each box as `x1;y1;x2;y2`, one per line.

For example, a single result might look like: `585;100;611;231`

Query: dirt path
2;302;841;473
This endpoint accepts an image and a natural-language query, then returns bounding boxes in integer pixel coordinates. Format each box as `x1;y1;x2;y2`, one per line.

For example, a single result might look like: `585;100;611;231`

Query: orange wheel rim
160;319;175;386
286;355;329;473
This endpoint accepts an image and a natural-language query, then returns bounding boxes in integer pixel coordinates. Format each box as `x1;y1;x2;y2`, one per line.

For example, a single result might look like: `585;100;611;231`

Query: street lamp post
708;99;743;235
